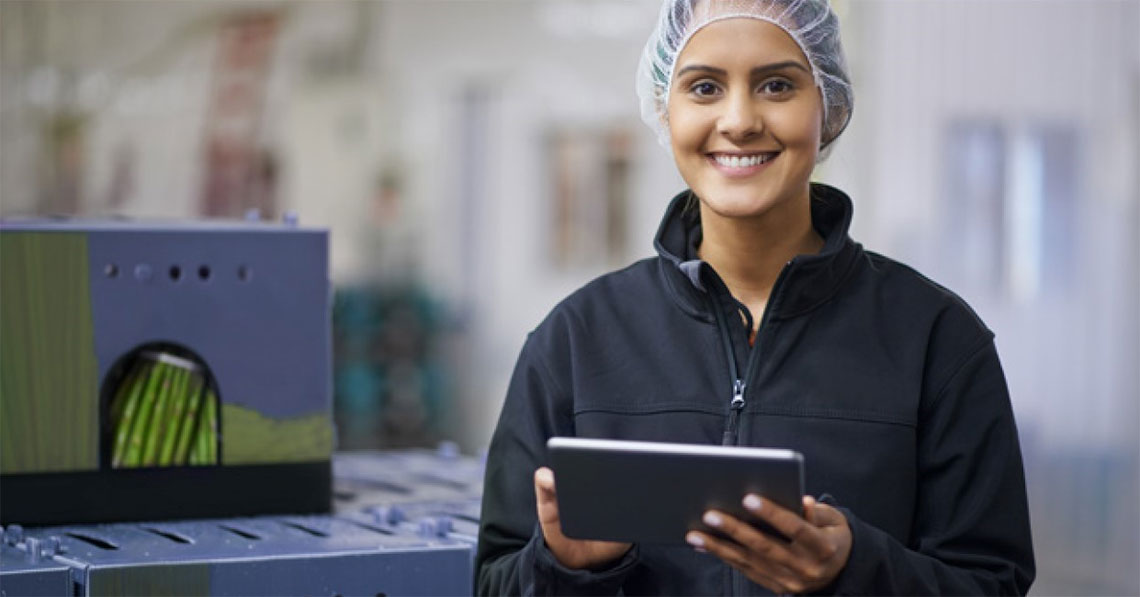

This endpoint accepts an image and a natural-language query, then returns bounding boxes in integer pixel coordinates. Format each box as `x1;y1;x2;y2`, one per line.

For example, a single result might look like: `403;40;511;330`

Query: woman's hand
534;467;633;570
685;495;851;594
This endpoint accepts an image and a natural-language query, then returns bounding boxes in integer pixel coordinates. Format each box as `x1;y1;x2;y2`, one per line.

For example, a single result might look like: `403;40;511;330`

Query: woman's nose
716;90;761;141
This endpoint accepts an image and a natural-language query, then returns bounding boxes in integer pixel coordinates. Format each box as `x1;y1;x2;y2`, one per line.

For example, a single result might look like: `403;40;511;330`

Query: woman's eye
759;79;794;95
689;81;720;97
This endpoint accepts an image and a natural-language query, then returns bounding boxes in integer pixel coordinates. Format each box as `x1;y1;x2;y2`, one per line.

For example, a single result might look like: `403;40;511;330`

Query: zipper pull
722;379;747;446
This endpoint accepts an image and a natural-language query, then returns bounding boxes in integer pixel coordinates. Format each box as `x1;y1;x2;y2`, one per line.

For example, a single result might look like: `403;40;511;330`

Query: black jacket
476;184;1035;595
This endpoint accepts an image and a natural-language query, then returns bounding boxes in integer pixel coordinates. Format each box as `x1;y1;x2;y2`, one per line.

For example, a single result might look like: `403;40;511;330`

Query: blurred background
0;0;1136;594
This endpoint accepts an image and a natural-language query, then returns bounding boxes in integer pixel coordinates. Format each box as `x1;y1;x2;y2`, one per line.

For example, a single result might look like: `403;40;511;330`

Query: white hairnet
636;0;853;153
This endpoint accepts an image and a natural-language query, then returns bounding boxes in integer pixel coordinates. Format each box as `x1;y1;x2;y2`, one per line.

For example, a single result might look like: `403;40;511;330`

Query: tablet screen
548;437;804;544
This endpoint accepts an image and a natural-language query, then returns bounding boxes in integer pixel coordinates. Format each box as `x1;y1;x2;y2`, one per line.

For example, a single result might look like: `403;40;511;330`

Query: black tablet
547;437;804;544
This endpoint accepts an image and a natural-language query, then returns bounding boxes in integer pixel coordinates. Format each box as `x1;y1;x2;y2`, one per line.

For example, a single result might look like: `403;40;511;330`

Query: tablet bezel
548;437;805;544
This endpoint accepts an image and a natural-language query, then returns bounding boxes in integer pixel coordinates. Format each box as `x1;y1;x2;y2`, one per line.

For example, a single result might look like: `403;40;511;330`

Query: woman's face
667;18;822;220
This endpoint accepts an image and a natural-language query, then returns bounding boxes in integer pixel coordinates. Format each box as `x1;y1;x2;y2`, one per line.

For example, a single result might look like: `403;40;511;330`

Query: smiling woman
476;1;1035;595
669;20;822;222
667;18;827;327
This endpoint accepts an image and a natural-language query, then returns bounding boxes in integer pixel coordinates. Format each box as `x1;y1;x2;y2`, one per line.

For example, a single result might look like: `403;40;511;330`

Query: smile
710;153;776;168
706;152;778;178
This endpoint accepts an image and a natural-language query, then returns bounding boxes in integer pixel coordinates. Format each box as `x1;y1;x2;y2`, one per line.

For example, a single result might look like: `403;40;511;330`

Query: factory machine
0;219;483;596
0;218;334;525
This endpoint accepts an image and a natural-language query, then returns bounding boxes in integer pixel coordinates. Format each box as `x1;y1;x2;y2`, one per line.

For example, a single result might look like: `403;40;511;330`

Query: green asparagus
123;361;168;467
156;366;189;466
173;374;205;465
111;361;152;467
140;360;179;466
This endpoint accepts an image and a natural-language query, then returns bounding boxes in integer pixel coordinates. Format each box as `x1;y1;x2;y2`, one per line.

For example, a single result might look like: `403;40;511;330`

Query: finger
534;467;556;498
534;468;560;524
702;509;808;575
803;496;817;524
742;494;808;539
743;495;831;556
687;531;790;594
697;528;817;595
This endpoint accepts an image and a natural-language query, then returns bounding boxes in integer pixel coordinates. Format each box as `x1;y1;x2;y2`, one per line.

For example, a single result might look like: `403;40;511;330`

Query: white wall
839;2;1139;450
367;0;684;449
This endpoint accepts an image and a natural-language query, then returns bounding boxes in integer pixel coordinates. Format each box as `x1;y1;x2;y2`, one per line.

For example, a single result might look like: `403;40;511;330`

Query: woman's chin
698;193;781;221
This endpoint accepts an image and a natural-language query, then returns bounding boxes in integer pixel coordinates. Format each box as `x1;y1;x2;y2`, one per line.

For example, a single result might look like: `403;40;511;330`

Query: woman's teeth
714;154;773;168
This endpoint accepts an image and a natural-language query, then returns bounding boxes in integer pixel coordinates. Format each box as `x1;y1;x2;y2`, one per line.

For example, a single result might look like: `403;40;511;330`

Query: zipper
706;258;797;596
710;297;744;446
709;259;797;447
721;379;746;446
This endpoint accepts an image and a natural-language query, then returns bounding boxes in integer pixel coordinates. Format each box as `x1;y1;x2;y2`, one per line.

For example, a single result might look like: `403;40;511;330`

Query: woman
476;0;1035;594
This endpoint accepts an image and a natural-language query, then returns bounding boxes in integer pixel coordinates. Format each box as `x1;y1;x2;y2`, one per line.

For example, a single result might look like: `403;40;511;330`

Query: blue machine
332;446;486;566
0;447;487;596
1;218;334;526
0;217;488;595
13;517;470;596
0;528;72;597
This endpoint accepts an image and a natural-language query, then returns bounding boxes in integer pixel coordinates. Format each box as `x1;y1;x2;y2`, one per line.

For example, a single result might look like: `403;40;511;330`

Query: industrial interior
0;1;1137;596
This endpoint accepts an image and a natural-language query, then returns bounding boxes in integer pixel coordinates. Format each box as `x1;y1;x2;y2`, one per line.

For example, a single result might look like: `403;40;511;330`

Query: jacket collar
653;183;863;322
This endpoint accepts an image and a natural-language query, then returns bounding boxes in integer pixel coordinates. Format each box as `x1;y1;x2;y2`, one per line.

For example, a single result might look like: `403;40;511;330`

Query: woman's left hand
686;495;852;595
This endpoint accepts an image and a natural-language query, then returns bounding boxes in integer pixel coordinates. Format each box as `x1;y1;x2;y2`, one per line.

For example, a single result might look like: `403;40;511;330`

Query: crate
337;498;482;555
332;447;484;511
20;515;471;596
0;526;74;597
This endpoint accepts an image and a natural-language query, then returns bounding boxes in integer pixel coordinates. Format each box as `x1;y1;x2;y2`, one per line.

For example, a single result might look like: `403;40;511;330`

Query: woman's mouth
707;152;778;177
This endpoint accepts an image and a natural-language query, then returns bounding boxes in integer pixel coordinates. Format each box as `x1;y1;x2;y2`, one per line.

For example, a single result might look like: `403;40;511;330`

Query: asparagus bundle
109;351;219;468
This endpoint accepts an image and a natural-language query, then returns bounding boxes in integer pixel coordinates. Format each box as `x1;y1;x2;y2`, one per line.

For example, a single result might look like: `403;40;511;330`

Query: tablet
547;437;804;544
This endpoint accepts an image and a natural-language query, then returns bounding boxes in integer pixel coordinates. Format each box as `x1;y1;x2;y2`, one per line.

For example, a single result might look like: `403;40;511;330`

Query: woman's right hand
534;467;633;570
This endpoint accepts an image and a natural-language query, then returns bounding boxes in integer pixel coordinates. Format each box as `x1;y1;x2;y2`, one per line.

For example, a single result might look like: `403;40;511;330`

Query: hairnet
636;0;853;154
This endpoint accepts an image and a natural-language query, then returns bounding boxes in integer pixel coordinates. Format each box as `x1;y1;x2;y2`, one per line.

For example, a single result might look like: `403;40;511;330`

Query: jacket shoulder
538;257;661;326
859;250;997;398
861;250;991;334
522;257;666;364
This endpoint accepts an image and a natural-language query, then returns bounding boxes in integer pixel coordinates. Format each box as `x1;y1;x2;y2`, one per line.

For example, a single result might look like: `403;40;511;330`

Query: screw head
134;263;153;281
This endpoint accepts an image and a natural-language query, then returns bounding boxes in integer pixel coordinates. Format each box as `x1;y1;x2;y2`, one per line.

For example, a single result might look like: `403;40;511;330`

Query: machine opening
100;343;221;469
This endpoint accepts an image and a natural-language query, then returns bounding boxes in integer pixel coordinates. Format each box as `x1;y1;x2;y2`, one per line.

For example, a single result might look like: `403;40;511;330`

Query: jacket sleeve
829;337;1035;596
475;332;640;596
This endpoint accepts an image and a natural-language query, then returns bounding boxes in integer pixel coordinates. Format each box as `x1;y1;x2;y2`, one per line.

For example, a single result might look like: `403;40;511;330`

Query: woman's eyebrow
675;64;728;78
675;60;810;79
751;61;811;76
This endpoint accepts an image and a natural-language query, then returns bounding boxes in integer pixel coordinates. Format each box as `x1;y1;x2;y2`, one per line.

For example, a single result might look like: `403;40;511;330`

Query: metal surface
0;527;73;597
332;447;485;510
82;225;331;419
1;221;334;525
21;516;471;596
2;448;487;596
331;446;485;569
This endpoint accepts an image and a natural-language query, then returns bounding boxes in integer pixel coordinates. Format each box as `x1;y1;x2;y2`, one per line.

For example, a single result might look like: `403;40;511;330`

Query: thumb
534;467;559;518
807;499;846;528
802;495;817;524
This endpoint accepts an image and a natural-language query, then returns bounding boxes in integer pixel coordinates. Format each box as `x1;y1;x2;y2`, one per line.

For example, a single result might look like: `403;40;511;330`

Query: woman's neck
696;192;823;326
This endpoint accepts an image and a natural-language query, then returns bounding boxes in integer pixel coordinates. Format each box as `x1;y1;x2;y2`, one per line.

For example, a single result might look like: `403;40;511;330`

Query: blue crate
332;447;485;511
4;447;488;596
337;499;481;548
22;515;472;596
383;449;485;498
0;526;73;597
